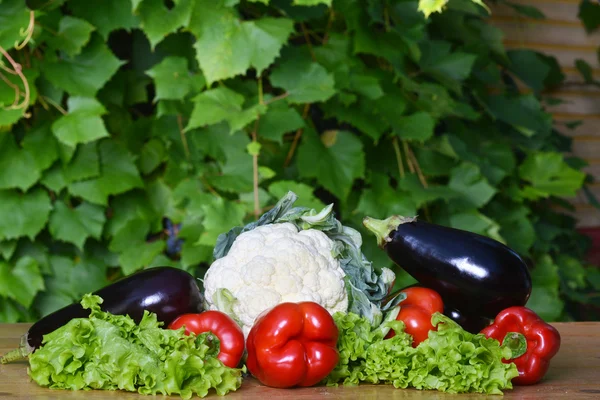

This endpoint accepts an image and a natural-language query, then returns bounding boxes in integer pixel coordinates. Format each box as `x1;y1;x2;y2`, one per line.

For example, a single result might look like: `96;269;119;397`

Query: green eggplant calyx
363;215;417;248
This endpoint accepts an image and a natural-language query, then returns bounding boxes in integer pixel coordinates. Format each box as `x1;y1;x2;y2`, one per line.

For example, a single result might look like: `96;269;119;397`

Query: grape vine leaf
398;174;459;208
196;196;247;246
448;162;497;208
0;241;17;260
68;0;139;39
297;128;364;200
393;112;436;142
507;50;551;94
51;97;110;147
356;173;418;219
68;140;144;205
139;138;167;175
109;218;165;275
257;103;304;143
486;93;552;137
322;98;388;142
578;0;600;33
420;41;477;86
193;125;254;193
0;257;45;308
21;123;60;172
294;0;331;5
48;16;96;57
0;189;52;240
136;0;194;48
42;36;124;97
189;1;293;84
186;87;266;133
0;0;30;50
270;56;336;103
526;255;563;321
49;202;106;249
0;133;41;191
519;152;586;199
268;181;326;210
146;56;192;101
448;210;503;243
64;142;101;182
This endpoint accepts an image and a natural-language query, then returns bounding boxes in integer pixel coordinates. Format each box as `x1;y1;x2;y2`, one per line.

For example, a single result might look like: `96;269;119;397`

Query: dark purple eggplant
444;306;492;334
363;215;532;321
0;266;203;364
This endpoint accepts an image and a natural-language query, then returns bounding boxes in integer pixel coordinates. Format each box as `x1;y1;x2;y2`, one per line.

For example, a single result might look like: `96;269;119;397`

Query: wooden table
1;322;600;399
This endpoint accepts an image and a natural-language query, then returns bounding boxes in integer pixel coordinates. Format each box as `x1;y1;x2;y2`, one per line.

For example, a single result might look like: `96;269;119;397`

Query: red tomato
387;287;444;346
168;310;244;368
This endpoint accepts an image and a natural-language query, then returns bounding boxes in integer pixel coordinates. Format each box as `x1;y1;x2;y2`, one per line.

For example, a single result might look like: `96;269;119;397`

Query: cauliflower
204;223;348;336
203;191;399;337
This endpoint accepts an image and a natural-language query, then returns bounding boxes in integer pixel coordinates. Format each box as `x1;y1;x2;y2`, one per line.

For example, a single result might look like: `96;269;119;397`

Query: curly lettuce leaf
212;191;398;325
325;311;519;395
28;294;244;399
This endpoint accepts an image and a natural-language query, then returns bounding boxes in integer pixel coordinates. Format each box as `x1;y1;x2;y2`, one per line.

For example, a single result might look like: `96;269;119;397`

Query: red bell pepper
168;310;245;368
481;306;561;385
386;287;444;346
245;302;339;388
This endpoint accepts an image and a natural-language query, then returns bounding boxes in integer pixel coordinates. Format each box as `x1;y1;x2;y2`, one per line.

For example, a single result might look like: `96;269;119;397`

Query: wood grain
1;323;600;399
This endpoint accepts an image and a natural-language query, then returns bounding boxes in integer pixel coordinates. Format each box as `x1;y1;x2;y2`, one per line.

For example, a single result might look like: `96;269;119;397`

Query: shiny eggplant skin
26;267;204;350
364;216;532;320
444;306;492;334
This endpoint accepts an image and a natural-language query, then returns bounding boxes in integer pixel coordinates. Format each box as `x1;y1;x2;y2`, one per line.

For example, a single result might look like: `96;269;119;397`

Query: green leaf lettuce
28;294;244;399
325;311;519;395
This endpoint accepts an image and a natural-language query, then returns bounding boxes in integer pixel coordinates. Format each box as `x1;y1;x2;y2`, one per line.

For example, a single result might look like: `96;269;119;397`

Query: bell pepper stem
502;332;528;359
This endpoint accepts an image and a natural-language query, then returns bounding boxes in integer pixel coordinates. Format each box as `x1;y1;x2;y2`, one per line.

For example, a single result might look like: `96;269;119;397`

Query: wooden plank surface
1;323;600;399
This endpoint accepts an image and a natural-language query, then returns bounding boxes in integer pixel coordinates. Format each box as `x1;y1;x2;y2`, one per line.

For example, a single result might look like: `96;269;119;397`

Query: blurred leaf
257;103;304;143
0;0;30;50
47;16;95;57
270;55;336;104
526;255;563;321
136;0;193;48
48;202;106;249
0;133;41;191
297;128;364;200
507;50;550;93
356;173;417;218
186;87;266;133
393;112;436;142
68;0;139;39
0;189;51;241
519;152;586;199
486;93;552;137
578;0;600;33
146;56;193;101
505;2;545;19
268;181;326;210
51;97;110;147
448;163;497;208
189;1;293;83
42;36;124;97
0;256;44;308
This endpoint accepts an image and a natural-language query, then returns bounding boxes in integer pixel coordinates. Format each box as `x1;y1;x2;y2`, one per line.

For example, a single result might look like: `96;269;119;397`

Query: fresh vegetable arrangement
1;192;562;397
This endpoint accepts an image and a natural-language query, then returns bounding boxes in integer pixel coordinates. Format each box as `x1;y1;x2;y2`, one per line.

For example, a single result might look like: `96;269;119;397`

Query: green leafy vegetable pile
27;294;244;399
0;0;598;326
325;311;519;395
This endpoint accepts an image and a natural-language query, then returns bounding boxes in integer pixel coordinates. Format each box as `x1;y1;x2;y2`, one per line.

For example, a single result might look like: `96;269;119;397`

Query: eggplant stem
363;215;416;248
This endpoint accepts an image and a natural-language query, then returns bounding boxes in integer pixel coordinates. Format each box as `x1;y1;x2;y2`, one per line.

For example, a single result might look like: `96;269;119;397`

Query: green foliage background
0;0;599;324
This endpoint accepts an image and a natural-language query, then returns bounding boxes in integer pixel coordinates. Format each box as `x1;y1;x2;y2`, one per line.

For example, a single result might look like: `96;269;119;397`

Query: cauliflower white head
203;222;348;336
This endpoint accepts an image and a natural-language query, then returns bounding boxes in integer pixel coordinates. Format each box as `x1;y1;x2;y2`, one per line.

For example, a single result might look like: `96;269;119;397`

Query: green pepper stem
502;332;528;359
362;215;416;248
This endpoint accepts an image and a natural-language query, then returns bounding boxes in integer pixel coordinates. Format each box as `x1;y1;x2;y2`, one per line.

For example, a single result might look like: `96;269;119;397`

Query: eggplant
363;215;532;322
1;267;203;364
443;306;492;334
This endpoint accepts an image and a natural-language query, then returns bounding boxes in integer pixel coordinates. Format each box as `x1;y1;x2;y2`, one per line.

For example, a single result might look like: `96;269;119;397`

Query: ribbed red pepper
481;306;561;385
